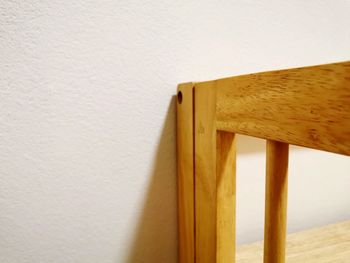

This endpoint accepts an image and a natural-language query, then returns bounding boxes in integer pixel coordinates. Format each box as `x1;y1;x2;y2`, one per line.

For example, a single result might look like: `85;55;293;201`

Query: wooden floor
237;221;350;262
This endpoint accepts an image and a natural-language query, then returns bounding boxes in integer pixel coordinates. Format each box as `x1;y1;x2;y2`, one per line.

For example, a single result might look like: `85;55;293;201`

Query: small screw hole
177;91;183;104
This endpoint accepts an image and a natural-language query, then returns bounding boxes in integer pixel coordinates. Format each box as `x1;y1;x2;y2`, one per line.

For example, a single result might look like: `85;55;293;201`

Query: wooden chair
176;61;350;263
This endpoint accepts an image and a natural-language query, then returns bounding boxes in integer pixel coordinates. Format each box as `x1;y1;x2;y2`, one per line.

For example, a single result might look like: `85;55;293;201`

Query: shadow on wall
126;96;179;263
237;134;265;154
125;96;268;263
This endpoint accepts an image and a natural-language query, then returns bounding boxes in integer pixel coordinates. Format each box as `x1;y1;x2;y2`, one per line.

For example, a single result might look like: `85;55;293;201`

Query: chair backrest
177;61;350;263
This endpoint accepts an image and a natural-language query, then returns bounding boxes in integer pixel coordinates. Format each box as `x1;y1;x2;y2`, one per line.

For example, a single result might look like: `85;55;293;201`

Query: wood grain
264;140;289;263
213;61;350;155
237;221;350;263
216;131;236;263
194;81;217;263
177;83;195;263
178;61;350;263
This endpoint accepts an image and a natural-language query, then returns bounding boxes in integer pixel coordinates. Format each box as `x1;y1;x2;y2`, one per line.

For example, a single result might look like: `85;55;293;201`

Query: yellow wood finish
194;82;217;263
216;131;236;263
237;221;350;263
177;83;195;263
214;61;350;155
264;140;289;263
177;61;350;263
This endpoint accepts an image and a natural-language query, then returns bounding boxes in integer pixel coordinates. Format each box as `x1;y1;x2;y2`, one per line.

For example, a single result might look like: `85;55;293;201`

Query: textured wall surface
1;1;350;262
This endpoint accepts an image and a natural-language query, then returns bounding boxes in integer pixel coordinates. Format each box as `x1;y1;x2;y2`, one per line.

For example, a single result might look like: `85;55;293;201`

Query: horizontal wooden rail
195;61;350;155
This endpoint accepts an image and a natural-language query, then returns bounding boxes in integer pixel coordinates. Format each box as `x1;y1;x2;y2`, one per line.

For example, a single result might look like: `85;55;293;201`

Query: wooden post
194;82;237;263
263;140;289;263
177;83;195;263
194;82;217;263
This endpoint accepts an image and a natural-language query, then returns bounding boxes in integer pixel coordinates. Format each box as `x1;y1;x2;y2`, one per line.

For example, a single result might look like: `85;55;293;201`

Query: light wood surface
237;220;350;263
213;61;350;155
264;141;289;263
194;81;217;263
177;61;350;263
177;83;195;263
216;131;236;263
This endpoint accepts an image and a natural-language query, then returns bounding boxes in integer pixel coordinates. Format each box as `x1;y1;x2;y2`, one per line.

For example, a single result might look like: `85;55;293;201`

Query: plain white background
1;1;350;262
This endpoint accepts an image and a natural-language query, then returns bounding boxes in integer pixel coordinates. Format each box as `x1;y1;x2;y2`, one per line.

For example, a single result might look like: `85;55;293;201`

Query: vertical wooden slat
177;83;195;263
194;82;217;263
216;131;236;263
264;140;289;263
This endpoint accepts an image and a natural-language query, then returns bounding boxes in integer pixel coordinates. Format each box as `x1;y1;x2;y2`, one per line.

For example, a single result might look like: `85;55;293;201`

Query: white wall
1;1;349;262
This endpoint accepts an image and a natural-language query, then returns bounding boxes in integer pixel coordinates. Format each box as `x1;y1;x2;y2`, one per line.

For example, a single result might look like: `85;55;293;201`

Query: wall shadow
236;134;265;155
125;96;270;263
236;134;304;154
126;96;178;263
